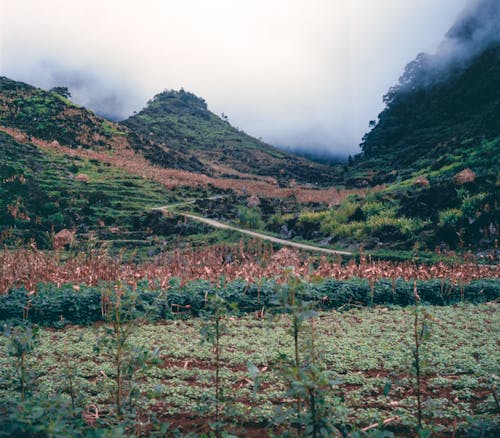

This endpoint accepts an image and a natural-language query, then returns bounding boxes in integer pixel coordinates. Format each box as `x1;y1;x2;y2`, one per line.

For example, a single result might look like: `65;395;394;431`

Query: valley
0;0;499;436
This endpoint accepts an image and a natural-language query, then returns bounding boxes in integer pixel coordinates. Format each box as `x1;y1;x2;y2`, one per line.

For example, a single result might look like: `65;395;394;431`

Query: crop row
1;246;498;295
1;277;499;327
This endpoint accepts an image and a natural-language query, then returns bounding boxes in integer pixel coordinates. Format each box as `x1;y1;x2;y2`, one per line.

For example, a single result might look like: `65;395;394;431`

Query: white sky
0;0;471;155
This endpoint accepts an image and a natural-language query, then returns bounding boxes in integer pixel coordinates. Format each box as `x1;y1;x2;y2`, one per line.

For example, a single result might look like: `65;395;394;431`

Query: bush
439;208;463;227
237;206;264;229
27;284;102;326
0;277;498;327
0;393;88;437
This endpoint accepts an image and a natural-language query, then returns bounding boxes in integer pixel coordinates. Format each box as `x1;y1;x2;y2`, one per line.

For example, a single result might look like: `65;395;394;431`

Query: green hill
0;76;207;173
271;2;500;253
0;129;221;251
0;76;339;186
337;1;500;251
0;76;339;251
354;0;500;185
0;77;225;250
122;89;338;185
355;46;500;185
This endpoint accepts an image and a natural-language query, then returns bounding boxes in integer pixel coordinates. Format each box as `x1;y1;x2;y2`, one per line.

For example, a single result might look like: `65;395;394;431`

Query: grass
101;121;127;137
0;303;498;435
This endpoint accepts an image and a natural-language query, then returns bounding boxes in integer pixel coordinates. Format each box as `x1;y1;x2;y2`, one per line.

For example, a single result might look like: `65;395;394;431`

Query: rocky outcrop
413;176;430;187
247;195;261;208
75;173;90;182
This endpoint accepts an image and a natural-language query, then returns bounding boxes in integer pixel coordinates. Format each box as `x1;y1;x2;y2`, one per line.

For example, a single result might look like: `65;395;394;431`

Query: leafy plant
94;283;159;423
2;321;38;400
411;283;433;432
237;206;264;230
0;393;87;437
272;269;343;437
200;294;238;436
61;334;81;416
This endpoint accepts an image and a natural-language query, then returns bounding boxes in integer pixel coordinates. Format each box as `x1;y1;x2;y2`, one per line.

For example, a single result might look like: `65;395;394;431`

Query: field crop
1;245;498;295
0;304;498;436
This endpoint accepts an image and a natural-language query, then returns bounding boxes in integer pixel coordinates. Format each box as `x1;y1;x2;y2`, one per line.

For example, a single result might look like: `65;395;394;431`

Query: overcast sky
0;0;472;156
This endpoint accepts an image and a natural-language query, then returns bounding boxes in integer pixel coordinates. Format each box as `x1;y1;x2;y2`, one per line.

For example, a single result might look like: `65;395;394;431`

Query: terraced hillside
0;130;217;250
0;76;210;173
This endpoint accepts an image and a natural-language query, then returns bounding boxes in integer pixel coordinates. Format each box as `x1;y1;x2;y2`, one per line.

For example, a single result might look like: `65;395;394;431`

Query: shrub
0;278;498;327
237;206;264;229
438;208;463;227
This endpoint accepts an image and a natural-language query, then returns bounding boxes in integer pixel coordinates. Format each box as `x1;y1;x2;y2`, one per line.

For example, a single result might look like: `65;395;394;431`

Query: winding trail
153;200;352;256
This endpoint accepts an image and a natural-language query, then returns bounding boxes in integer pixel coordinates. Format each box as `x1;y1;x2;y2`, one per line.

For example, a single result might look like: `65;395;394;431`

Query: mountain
0;78;226;250
0;76;207;173
122;89;338;185
0;76;339;186
355;0;500;185
0;76;342;250
2;0;498;255
323;0;500;251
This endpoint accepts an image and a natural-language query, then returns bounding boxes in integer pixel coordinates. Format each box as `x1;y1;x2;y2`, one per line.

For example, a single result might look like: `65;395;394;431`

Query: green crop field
1;303;498;436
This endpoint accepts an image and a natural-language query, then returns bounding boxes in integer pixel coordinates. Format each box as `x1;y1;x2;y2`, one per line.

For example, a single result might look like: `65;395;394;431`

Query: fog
0;0;479;156
394;0;500;92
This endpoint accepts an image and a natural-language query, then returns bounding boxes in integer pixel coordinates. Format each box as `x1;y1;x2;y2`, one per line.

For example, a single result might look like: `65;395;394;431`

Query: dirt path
154;204;352;256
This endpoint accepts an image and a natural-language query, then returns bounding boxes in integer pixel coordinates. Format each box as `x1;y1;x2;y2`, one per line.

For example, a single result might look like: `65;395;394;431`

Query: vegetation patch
0;303;498;436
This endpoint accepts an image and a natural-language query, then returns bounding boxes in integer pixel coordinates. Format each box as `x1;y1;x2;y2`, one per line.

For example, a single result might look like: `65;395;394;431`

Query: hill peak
137;88;212;123
148;89;208;113
123;88;338;185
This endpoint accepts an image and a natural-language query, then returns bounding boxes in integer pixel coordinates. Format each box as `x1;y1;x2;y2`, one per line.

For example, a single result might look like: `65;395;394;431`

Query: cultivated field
1;245;498;294
1;244;499;436
0;304;498;436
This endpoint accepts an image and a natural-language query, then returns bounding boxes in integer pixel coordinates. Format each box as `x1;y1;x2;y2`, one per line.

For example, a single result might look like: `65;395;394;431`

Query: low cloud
0;0;475;157
36;64;140;120
393;0;500;92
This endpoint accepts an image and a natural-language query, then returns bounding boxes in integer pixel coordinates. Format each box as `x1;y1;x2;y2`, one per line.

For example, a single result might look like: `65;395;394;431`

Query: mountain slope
271;0;500;252
1;76;339;187
122;89;338;185
0;76;351;250
0;129;194;249
0;76;207;173
355;0;500;185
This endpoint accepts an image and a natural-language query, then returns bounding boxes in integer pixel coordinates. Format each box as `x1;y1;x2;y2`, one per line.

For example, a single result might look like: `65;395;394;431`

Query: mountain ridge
0;76;340;187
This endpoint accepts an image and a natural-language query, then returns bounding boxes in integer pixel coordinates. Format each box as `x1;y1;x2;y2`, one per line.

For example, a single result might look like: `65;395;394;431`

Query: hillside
0;76;210;173
355;46;500;185
0;76;343;188
260;1;500;253
0;76;353;251
354;0;500;185
1;0;499;256
0;128;224;250
122;89;339;185
0;77;339;188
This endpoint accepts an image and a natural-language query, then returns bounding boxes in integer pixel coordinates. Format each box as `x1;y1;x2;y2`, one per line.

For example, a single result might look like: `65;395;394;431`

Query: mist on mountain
386;0;500;95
